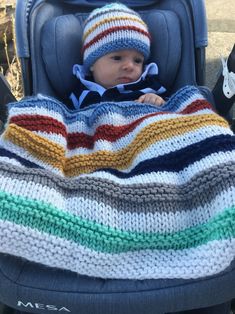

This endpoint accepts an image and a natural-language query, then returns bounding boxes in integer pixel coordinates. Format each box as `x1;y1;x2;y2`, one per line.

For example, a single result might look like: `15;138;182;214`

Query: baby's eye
134;58;144;64
111;55;121;61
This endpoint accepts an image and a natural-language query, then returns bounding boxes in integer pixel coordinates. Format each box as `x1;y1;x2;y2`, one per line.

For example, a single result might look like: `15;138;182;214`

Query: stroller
0;0;235;313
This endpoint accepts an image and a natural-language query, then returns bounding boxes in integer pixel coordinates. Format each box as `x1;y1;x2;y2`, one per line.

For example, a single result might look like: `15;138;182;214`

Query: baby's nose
122;60;134;70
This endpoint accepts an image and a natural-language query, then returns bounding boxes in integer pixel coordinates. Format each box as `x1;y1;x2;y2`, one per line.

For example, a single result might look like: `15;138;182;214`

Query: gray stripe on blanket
0;161;234;213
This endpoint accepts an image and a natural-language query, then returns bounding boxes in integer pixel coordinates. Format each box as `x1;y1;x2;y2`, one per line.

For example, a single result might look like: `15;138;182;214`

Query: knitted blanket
0;85;235;280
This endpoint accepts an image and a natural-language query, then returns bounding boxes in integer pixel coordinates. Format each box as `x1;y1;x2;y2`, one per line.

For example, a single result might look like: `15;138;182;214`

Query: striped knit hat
82;3;151;70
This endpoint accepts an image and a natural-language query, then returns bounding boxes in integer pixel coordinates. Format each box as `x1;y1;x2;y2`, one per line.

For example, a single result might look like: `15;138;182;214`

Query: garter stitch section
0;85;235;279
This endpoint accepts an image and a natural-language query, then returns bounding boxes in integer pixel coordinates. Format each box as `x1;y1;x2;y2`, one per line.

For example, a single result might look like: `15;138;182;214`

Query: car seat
0;1;235;314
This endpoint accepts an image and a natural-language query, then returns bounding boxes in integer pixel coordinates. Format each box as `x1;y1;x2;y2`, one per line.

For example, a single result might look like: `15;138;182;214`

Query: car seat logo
17;301;71;312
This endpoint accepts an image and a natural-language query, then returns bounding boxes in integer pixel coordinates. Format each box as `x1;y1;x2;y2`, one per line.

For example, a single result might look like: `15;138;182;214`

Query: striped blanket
0;85;235;280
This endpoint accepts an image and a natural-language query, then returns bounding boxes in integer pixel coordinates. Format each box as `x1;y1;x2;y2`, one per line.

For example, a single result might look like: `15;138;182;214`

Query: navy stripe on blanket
96;134;235;177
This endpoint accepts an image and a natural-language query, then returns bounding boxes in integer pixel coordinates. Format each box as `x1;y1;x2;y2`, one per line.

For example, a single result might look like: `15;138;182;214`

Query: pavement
205;0;235;89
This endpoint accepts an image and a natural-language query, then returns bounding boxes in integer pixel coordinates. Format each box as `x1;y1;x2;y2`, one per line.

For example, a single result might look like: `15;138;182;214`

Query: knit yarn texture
0;85;235;280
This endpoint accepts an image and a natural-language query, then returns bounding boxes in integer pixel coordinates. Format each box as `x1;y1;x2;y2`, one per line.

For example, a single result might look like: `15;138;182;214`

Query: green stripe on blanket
1;190;235;253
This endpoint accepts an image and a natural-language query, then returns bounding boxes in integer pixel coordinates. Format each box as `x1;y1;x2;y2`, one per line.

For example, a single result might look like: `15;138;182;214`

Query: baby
70;2;167;109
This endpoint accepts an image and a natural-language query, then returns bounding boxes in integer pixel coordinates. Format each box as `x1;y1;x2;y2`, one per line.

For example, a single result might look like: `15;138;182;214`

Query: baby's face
90;49;144;89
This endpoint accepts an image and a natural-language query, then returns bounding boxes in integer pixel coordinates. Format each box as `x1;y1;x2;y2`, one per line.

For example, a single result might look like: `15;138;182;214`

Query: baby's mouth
118;77;133;84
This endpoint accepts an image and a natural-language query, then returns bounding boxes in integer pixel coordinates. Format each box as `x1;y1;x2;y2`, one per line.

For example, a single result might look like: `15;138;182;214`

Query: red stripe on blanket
10;115;67;137
9;100;212;150
67;100;212;149
67;112;158;149
181;99;213;114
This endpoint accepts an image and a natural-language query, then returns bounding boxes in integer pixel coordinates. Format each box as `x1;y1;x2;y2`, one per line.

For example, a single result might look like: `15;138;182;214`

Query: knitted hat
82;3;151;70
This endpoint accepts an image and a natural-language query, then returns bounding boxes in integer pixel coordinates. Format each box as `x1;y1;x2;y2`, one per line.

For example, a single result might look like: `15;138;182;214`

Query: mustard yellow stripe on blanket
5;115;228;176
66;114;227;176
4;124;65;170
